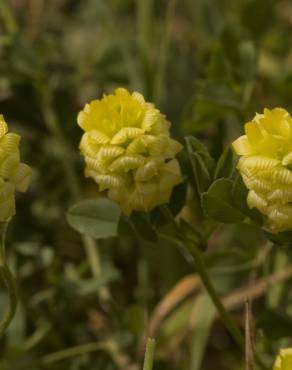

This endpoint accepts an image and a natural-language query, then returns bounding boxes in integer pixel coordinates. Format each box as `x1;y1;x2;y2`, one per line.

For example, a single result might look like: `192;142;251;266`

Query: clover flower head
273;348;292;370
77;88;183;214
232;107;292;233
0;115;31;221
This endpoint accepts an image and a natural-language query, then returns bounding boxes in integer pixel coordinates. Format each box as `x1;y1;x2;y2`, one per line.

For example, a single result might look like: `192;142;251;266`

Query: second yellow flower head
78;88;183;214
233;107;292;233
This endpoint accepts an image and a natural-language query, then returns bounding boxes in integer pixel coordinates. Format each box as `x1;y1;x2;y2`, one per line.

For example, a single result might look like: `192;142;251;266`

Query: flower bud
78;88;183;214
233;108;292;233
0;115;31;221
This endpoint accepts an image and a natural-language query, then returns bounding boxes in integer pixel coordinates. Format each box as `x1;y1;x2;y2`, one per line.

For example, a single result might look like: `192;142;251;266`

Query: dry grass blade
149;265;292;337
222;265;292;312
147;264;292;359
148;274;201;337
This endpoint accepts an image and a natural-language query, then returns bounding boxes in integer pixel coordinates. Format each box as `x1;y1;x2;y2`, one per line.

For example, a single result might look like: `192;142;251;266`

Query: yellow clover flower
78;88;183;215
273;348;292;370
232;107;292;233
0;115;31;221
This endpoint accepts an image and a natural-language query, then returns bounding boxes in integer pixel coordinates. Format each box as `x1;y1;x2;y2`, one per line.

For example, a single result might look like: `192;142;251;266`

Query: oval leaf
67;198;121;239
185;136;216;194
201;178;244;223
185;136;215;173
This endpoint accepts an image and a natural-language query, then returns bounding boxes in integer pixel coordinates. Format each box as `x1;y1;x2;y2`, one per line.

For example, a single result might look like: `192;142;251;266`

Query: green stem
143;338;156;370
186;240;244;349
159;206;267;370
82;235;105;281
0;221;18;336
159;206;243;346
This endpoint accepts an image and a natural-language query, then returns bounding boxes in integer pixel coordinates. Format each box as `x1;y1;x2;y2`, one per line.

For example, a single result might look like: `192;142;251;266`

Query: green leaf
67;198;121;239
190;153;212;193
185;136;216;194
214;146;233;179
130;212;158;242
186;149;209;193
201;178;244;223
185;136;215;173
263;230;292;247
257;309;292;340
232;175;263;225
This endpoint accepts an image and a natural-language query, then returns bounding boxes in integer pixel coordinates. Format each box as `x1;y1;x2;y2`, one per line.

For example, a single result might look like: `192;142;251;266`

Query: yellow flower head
233;107;292;233
78;88;183;215
273;348;292;370
0;115;31;221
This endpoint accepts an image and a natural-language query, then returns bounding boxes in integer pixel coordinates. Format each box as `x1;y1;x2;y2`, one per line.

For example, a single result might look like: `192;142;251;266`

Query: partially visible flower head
0;115;31;221
233;107;292;233
273;348;292;370
78;88;183;214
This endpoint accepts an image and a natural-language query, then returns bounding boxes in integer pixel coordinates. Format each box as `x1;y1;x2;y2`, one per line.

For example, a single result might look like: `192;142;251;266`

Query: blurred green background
1;0;292;369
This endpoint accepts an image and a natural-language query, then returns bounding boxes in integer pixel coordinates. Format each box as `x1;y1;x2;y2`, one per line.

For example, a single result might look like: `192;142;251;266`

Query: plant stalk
159;206;267;370
0;221;18;336
143;338;156;370
186;240;244;349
